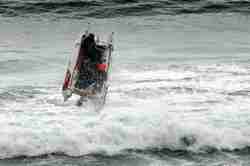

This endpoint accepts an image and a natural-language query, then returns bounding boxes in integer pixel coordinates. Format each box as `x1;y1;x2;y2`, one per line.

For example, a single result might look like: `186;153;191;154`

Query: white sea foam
0;64;249;159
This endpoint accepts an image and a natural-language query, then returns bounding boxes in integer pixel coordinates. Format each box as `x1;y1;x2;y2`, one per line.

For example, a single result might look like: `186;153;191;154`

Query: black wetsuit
77;34;103;90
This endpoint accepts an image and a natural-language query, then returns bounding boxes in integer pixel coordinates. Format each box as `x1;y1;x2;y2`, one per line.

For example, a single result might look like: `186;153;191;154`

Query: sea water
0;0;250;165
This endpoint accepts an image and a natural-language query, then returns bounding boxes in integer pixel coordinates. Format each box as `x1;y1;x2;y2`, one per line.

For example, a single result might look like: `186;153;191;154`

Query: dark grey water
0;0;250;165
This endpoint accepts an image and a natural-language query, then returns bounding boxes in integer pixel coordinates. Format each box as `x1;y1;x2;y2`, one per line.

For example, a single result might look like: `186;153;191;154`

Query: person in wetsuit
77;33;104;90
86;34;106;91
76;33;107;106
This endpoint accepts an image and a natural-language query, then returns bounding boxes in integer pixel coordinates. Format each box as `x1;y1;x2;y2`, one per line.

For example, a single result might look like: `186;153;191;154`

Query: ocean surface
1;0;250;165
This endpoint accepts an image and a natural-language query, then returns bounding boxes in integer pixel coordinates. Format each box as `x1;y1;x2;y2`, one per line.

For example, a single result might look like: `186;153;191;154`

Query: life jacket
96;63;107;72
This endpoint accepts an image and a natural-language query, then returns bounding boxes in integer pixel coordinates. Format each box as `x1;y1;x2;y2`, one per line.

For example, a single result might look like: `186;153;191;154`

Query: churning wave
1;111;250;160
1;0;250;18
0;63;249;159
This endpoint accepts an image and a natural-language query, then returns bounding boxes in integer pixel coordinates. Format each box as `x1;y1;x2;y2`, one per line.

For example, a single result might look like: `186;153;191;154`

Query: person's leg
76;96;86;106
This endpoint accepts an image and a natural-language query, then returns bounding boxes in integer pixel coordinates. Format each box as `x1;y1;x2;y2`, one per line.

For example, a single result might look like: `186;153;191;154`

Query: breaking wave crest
0;105;250;159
